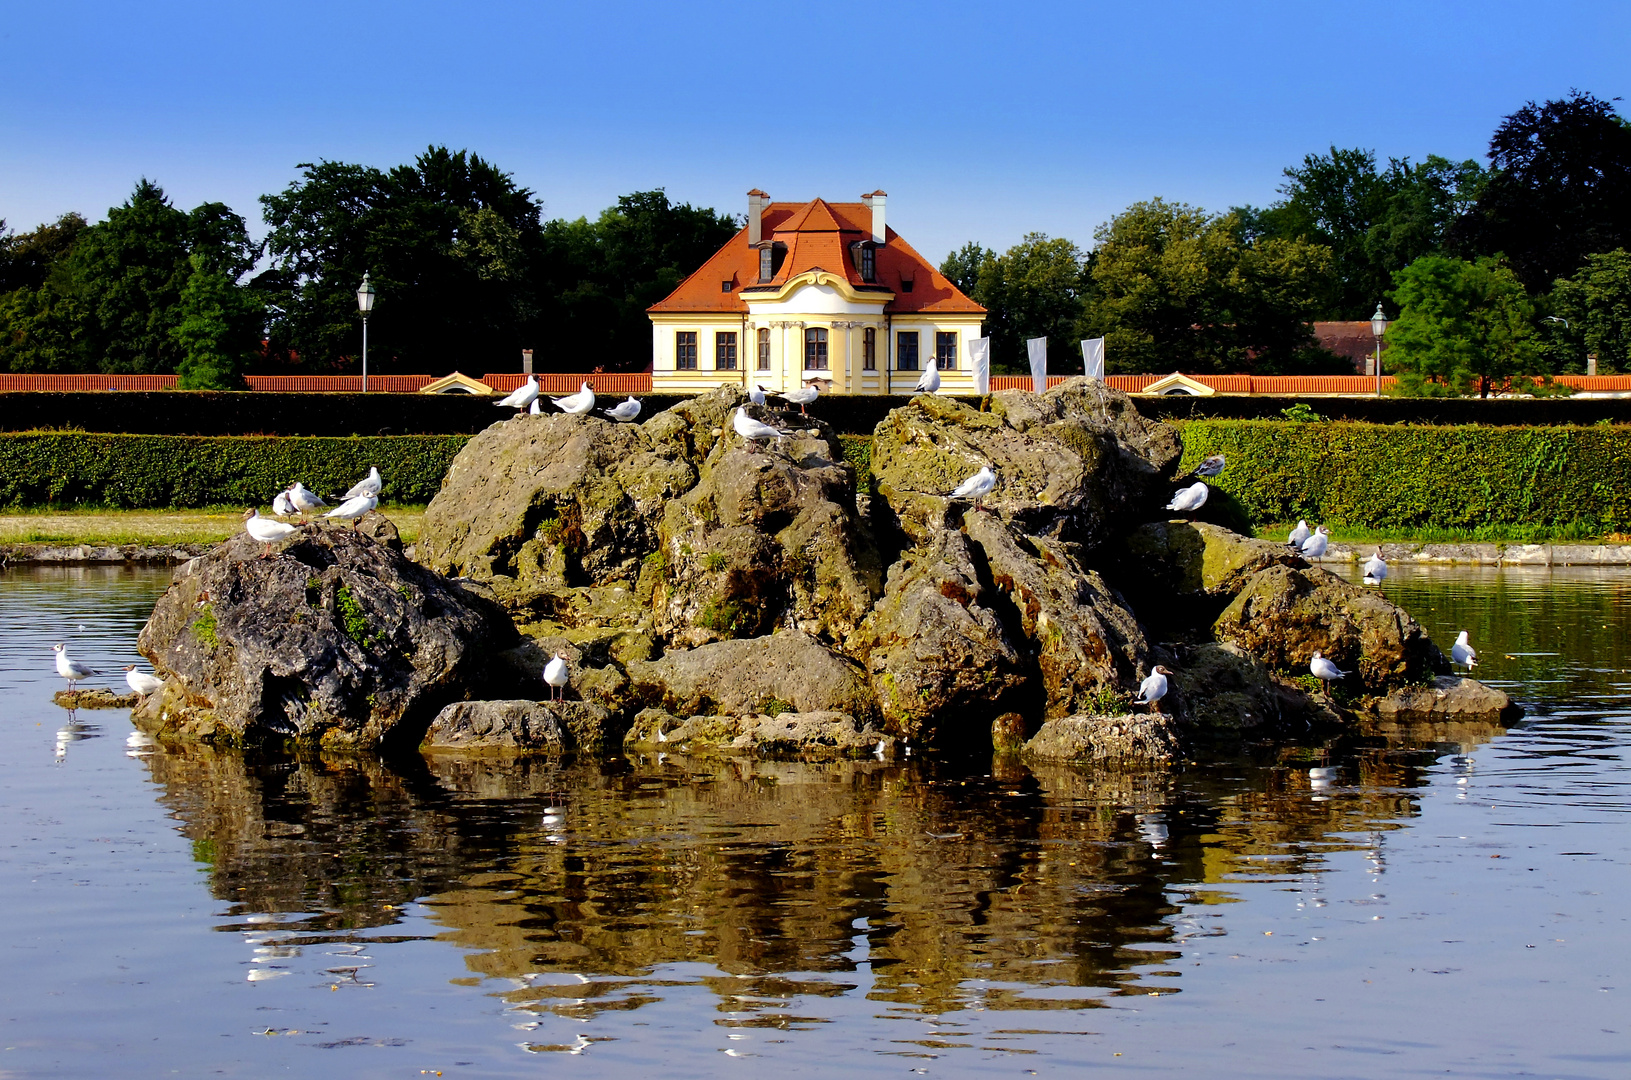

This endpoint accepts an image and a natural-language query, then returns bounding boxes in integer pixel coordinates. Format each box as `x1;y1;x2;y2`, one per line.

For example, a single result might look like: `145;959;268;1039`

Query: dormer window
850;241;876;283
756;243;787;283
899;271;914;293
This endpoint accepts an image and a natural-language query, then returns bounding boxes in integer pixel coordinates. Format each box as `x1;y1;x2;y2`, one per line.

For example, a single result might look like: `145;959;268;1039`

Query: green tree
1385;255;1542;397
170;253;265;389
943;234;1088;373
939;241;993;298
0;213;89;294
1550;249;1631;373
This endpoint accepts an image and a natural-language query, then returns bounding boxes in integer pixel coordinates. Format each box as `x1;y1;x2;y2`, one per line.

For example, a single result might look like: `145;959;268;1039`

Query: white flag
969;337;991;394
1081;337;1105;380
1026;337;1048;394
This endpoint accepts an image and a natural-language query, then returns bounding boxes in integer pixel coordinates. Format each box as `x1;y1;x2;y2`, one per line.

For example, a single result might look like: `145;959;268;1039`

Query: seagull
124;665;163;698
528;398;541;414
914;355;940;395
341;466;382;502
288;482;327;518
1135;665;1172;714
551;381;596;415
732;407;786;451
272;487;296;518
53;643;98;691
243;508;299;557
543;654;569;701
496;375;540;411
950;465;997;512
1362;550;1388;586
1287;520;1311;548
1309;650;1348;696
1190;454;1226;478
780;383;819;414
1451;630;1478;670
602;396;641;422
324;493;378;528
749;384;769;406
1165;481;1209;514
1300;525;1330;559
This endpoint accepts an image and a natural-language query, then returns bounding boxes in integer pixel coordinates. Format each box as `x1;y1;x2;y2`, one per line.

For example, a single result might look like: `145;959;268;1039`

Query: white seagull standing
543;654;569;701
602;396;642;422
1191;454;1227;478
1135;665;1172;714
551;381;596;415
1309;650;1348;696
124;665;163;699
1362;550;1388;586
1300;525;1330;559
288;482;327;518
272;487;296;518
1287;520;1311;548
496;375;540;411
1165;481;1209;515
325;493;379;528
914;356;941;395
342;466;383;502
243;508;299;557
951;465;997;512
732;407;786;451
53;643;98;691
749;384;769;406
528;398;542;414
1451;630;1479;670
781;384;820;414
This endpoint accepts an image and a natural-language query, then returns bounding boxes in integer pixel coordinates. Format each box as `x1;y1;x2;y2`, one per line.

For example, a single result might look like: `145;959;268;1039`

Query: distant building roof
1314;321;1381;373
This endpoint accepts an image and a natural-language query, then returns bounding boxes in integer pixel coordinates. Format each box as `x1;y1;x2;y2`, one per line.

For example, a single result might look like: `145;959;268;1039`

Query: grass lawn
0;506;428;546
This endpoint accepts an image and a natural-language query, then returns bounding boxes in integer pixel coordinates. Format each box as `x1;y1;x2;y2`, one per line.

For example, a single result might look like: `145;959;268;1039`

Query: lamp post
356;273;377;392
1370;302;1388;396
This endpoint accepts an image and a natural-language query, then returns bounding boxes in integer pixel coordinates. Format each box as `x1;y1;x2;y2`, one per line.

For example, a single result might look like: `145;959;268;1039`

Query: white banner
969;337;991;395
1081;337;1105;380
1027;336;1048;394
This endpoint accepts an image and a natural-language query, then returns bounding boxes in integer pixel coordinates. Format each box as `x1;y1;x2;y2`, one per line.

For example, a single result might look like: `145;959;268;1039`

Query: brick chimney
747;189;769;245
861;190;887;244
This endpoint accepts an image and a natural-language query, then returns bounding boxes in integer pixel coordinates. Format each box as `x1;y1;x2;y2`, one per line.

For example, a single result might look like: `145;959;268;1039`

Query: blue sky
3;0;1627;263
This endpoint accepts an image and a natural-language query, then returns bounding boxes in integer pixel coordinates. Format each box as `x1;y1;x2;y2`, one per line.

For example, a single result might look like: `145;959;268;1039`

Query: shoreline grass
0;505;427;546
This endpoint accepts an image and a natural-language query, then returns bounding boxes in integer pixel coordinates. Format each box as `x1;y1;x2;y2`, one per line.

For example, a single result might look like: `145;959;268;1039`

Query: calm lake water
1;562;1627;1078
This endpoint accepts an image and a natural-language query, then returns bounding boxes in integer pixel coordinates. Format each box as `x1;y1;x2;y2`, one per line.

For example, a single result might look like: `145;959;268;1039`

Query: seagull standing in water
53;643;98;691
914;356;940;395
1287;520;1311;549
1165;481;1209;515
602;396;641;422
1451;630;1479;670
1135;665;1172;714
1301;525;1330;559
495;375;540;412
243;509;299;557
951;465;997;512
732;407;787;451
551;382;596;415
543;655;569;701
1362;550;1388;586
1309;651;1348;697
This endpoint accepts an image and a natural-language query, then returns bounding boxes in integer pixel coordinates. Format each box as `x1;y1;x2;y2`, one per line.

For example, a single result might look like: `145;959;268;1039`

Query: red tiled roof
648;198;985;316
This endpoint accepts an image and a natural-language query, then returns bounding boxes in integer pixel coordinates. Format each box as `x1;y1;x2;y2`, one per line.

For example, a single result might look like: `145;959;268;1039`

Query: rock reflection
133;738;1469;1019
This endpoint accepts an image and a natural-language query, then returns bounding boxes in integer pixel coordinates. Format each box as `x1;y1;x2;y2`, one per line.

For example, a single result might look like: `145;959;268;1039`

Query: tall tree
1449;90;1631;291
171;253;264;389
0;213;89;294
1549;248;1631;373
1384;254;1542;396
941;235;1088;373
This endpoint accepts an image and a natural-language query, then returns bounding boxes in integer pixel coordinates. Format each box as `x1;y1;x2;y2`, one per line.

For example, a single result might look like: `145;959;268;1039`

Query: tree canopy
1384;255;1542;397
1549;249;1631;374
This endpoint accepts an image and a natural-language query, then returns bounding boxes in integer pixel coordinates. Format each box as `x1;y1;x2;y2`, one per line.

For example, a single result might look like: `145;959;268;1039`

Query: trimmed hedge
0;432;470;508
1140;394;1631;426
1176;420;1631;531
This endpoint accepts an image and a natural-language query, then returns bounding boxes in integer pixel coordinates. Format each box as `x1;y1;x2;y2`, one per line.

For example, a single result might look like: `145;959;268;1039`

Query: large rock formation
625;630;878;721
134;527;517;750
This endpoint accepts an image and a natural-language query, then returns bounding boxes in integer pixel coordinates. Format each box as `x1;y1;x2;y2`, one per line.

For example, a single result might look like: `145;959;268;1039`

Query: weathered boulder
1213;564;1449;692
53;687;138;709
1021;713;1183;765
134;527;517;750
964;512;1150;718
856;528;1029;742
625;630;877;721
1166;641;1335;734
623;707;890;758
1372;676;1522;725
421;699;614;754
496;632;649;737
1114;521;1305;619
869;378;1180;548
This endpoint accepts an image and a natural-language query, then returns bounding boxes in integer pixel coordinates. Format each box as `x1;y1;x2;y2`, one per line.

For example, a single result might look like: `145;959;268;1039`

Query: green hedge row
0;432;471;508
1176;420;1631;530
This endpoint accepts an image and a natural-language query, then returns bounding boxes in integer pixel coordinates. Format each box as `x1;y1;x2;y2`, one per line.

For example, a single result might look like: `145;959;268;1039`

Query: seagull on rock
1309;650;1348;697
288;482;327;518
951;465;997;512
1363;550;1388;586
1300;525;1330;559
272;487;296;518
780;384;819;414
324;493;378;528
53;643;98;691
243;508;299;557
551;382;596;415
602;396;641;422
124;665;163;699
1287;520;1311;548
496;376;540;412
529;398;542;414
749;384;769;406
914;356;940;395
732;407;786;451
543;654;569;701
1135;665;1172;714
1451;630;1478;670
342;466;382;502
1190;454;1226;478
1165;481;1209;515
